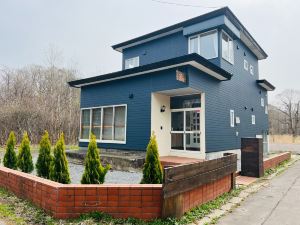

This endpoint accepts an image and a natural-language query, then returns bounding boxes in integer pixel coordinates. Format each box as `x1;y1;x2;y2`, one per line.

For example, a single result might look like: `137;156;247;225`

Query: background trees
0;59;80;145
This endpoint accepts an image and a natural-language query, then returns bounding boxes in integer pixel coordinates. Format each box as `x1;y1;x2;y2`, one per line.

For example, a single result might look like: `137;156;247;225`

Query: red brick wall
0;166;233;220
0;166;162;219
182;175;232;212
263;152;291;171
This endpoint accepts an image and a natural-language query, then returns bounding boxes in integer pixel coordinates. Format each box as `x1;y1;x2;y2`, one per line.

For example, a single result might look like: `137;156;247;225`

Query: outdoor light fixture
251;108;254;112
129;93;134;99
244;106;248;110
160;105;166;112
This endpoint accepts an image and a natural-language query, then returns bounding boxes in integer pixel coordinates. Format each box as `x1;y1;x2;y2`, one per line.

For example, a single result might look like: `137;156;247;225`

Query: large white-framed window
188;29;218;59
222;31;234;64
125;56;139;69
230;109;235;127
80;104;127;144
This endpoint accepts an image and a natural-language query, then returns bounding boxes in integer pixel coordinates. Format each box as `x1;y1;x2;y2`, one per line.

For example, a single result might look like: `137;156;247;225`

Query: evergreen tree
36;131;53;179
81;134;110;184
141;133;163;184
17;132;34;173
50;133;71;184
3;131;17;169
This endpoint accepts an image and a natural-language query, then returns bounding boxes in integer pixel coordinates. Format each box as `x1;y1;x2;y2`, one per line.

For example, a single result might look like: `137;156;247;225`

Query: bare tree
275;89;300;139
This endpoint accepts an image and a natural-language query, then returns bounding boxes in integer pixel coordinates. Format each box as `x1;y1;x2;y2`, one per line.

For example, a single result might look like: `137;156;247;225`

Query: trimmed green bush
81;134;110;184
36;131;53;179
3;131;18;169
141;133;163;184
17;132;34;173
50;133;71;184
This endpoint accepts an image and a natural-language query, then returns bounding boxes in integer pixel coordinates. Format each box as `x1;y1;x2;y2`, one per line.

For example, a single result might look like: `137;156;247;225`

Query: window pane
228;38;234;63
189;36;199;54
102;107;113;140
91;108;101;139
186;110;200;131
171;112;184;131
81;109;90;139
185;133;200;151
222;32;229;61
125;57;139;69
171;133;184;150
200;31;218;59
114;106;126;141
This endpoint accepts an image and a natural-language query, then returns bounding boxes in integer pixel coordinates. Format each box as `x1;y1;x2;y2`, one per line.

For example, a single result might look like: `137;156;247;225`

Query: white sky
0;0;299;102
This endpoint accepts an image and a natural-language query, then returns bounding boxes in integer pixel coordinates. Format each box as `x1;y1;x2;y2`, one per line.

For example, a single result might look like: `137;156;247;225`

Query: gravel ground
0;151;142;184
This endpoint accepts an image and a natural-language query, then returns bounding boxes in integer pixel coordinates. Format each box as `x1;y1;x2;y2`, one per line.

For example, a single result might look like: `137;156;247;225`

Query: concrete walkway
217;160;300;225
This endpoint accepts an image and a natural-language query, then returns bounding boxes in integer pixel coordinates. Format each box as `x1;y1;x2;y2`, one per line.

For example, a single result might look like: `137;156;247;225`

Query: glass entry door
171;108;201;151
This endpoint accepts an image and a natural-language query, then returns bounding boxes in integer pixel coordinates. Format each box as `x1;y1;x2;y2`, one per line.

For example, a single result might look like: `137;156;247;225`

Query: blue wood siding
122;32;188;69
79;68;188;150
188;64;268;153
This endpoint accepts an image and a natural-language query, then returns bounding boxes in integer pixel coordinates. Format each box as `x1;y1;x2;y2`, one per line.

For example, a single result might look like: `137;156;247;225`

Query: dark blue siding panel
79;69;188;151
122;32;188;69
188;64;268;153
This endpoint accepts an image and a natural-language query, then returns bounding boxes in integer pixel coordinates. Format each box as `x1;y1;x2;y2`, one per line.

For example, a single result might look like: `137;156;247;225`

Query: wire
149;0;222;9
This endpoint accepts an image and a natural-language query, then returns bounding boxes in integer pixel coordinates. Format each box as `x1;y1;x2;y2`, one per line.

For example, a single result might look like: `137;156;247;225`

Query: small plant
17;132;34;173
36;131;53;179
3;131;18;169
50;133;71;184
141;133;163;184
81;134;110;184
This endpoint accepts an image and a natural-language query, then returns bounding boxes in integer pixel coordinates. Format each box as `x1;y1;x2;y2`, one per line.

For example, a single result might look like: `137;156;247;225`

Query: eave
68;54;233;88
256;79;275;91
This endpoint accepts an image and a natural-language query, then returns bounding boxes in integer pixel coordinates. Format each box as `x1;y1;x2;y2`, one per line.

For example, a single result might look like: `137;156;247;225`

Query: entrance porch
151;87;206;159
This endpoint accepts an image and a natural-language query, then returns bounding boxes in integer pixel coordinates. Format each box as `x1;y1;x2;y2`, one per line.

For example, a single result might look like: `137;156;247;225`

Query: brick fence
0;154;236;220
263;152;291;171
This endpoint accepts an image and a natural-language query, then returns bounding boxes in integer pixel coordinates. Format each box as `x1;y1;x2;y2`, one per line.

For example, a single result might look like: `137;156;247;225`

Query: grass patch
264;159;291;177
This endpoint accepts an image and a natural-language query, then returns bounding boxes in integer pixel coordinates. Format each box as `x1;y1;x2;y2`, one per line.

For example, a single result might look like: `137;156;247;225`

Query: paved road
270;143;300;154
217;159;300;225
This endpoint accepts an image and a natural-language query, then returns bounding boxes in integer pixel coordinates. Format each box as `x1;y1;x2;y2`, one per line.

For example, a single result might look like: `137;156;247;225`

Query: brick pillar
241;138;264;177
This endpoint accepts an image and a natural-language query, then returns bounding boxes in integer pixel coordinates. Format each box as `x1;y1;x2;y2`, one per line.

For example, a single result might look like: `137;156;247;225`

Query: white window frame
250;65;254;75
221;30;234;64
230;109;235;127
125;56;139;69
244;59;249;71
261;98;265;107
188;29;218;59
79;104;127;144
251;115;256;125
265;105;268;114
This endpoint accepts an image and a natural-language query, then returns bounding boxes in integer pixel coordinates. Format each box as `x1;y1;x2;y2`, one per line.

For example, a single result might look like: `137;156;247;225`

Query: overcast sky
0;0;299;101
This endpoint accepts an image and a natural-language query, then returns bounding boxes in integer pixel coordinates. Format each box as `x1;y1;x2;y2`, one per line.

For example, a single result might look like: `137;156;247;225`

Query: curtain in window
91;108;101;139
114;106;126;141
200;31;218;59
81;109;90;139
102;107;113;140
189;36;199;54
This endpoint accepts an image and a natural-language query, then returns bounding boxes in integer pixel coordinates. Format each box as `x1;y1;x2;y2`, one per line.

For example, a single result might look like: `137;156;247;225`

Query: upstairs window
189;30;218;59
251;115;256;125
230;110;235;127
244;59;249;71
250;65;254;75
222;31;234;64
125;56;139;69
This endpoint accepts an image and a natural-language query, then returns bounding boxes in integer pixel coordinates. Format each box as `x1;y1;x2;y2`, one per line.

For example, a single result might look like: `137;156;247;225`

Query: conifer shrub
36;131;53;179
141;133;163;184
50;133;71;184
17;132;34;173
3;131;18;169
81;134;110;184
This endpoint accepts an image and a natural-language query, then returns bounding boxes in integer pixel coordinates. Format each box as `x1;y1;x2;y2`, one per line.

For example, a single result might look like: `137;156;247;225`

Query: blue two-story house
69;7;275;160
